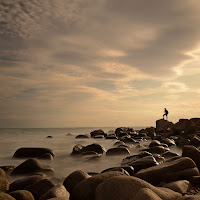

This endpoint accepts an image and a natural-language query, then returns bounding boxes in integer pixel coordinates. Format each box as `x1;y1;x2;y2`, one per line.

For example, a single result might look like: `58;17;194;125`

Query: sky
0;0;200;128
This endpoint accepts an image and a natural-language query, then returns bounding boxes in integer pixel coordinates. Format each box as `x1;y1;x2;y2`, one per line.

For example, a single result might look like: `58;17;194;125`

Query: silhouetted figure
163;108;168;120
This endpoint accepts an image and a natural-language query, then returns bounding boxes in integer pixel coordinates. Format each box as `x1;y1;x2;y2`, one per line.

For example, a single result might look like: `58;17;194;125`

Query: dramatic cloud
0;0;200;127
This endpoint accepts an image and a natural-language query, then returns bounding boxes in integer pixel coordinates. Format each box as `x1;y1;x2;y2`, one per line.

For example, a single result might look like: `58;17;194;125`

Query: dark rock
63;170;90;194
90;130;105;138
135;157;199;185
101;167;130;176
70;171;125;200
156;119;174;133
106;147;130;156
94;135;104;139
13;148;55;159
161;138;176;146
0;168;9;192
189;176;200;186
95;176;181;200
0;166;15;175
122;155;158;172
146;146;169;154
184;125;200;136
66;133;73;136
182;145;200;170
149;140;161;147
39;184;69;200
38;153;54;160
9;190;34;200
113;141;125;146
46;136;53;138
190;118;200;126
9;174;45;192
75;135;89;139
26;179;55;200
162;180;192;194
70;143;105;156
105;135;118;140
10;158;54;177
190;135;200;147
162;151;179;159
120;137;137;144
177;137;190;147
173;119;192;134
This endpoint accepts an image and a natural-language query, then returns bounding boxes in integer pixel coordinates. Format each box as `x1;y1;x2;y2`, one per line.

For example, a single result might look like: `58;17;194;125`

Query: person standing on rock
163;108;168;120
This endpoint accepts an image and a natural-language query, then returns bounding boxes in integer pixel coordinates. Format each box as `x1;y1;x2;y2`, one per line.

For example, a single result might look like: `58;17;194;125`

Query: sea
0;127;181;183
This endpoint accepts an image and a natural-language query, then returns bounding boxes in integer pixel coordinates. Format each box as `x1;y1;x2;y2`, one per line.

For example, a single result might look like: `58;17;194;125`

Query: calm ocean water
0;127;181;183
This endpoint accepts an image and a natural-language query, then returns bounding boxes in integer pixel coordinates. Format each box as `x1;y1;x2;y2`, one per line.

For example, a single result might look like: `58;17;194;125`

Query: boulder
182;145;200;170
0;168;9;192
189;176;200;186
101;167;130;176
0;192;16;200
39;184;69;200
106;147;130;156
75;135;89;139
90;130;105;138
120;137;136;144
70;144;105;156
156;119;174;133
184;125;200;136
163;180;192;194
95;176;181;200
9;190;34;200
135;157;199;185
173;119;192;134
146;146;169;154
26;179;55;200
13;148;55;158
161;138;176;146
9;174;45;192
63;170;90;194
10;158;54;177
189;135;200;147
113;141;125;146
190;118;200;126
149;140;161;147
122;155;158;173
0;166;15;175
70;171;125;200
162;151;179;159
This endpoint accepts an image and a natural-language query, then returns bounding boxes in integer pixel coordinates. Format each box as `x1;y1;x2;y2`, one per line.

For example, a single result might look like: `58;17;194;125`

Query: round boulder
9;190;34;200
106;147;130;156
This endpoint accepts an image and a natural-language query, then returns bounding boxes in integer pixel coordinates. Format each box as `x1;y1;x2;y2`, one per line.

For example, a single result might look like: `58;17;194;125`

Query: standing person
163;108;168;120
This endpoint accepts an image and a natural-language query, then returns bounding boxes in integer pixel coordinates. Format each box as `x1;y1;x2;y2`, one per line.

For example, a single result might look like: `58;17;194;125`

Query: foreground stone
90;130;105;138
0;168;9;192
9;190;34;200
10;158;54;177
106;147;130;156
13;148;55;158
70;171;126;200
0;192;16;200
39;184;69;200
135;157;199;185
95;176;181;200
63;170;90;193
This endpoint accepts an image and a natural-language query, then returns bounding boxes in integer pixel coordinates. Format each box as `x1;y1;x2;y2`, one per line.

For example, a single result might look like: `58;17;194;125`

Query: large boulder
182;145;200;170
156;119;174;133
13;148;55;159
63;170;90;194
70;171;126;200
90;130;105;138
189;135;200;147
75;135;89;139
26;179;55;200
173;119;192;134
9;174;45;192
0;168;9;192
9;190;34;200
106;147;130;156
190;118;200;126
10;158;54;177
0;192;16;200
135;157;199;185
39;184;69;200
95;176;181;200
70;144;105;156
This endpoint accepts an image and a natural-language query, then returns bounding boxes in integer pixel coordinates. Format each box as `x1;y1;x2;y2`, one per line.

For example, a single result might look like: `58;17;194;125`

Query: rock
26;179;55;200
0;166;15;175
39;184;69;200
13;148;55;159
190;118;200;126
182;145;200;170
0;192;16;200
9;190;34;200
189;176;200;186
173;119;192;134
190;135;200;147
184;125;200;136
46;136;53;138
177;137;190;147
156;119;174;133
0;168;9;192
95;176;181;200
38;153;54;160
9;174;45;192
66;133;73;136
146;146;169;154
10;158;54;177
149;140;161;147
101;167;130;176
75;135;89;139
90;130;105;138
70;171;125;200
70;144;105;156
122;155;158;173
135;157;199;185
134;188;162;200
120;137;136;144
162;151;179;159
113;141;125;146
105;135;117;140
63;170;90;194
94;135;104;139
163;180;192;194
177;194;200;200
106;147;130;156
161;138;176;146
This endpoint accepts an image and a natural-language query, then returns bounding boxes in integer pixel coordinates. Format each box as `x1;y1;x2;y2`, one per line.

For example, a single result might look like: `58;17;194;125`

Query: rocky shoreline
1;118;200;199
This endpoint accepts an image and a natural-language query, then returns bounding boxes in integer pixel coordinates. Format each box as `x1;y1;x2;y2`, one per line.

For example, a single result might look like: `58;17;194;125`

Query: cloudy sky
0;0;200;128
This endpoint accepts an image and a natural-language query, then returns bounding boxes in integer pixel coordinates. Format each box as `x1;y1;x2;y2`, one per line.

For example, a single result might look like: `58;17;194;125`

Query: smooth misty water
0;127;182;184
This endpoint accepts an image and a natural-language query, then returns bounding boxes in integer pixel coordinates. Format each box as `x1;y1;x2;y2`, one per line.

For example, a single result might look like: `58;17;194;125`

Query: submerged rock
106;147;130;156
